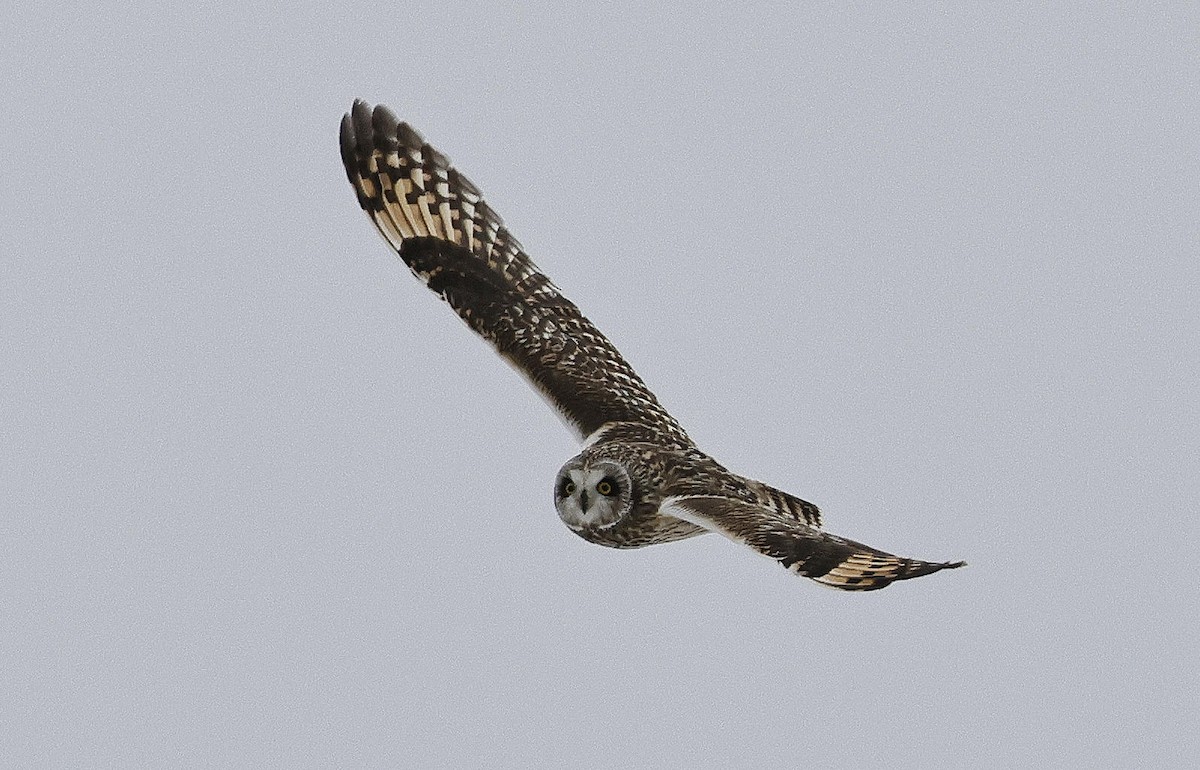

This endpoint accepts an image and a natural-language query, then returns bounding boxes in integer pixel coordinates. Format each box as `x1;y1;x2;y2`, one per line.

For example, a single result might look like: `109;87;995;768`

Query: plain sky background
3;1;1197;767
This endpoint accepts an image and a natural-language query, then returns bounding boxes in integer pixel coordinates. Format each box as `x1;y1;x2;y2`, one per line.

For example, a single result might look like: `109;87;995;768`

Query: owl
340;100;964;591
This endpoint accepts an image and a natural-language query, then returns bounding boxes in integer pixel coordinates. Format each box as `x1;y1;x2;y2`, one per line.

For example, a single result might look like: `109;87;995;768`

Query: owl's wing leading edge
340;100;689;447
662;495;964;591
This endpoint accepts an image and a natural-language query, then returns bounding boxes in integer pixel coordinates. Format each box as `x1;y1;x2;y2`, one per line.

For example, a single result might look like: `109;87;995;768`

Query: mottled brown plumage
341;100;964;591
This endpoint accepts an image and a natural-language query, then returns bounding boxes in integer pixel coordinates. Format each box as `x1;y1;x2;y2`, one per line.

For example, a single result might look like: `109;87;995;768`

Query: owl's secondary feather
340;100;964;591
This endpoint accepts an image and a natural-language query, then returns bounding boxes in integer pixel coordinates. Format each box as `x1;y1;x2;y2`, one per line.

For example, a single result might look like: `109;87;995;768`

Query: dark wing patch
340;100;689;446
664;496;964;591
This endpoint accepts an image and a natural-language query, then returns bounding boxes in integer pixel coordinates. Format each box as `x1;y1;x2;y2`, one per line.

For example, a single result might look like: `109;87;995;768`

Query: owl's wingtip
338;110;359;187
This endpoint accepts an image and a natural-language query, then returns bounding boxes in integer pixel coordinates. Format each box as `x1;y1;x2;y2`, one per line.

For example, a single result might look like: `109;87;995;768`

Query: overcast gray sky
3;1;1197;767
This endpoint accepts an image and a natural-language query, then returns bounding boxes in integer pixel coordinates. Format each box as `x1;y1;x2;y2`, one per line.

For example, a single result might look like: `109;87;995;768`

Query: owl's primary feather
340;99;964;591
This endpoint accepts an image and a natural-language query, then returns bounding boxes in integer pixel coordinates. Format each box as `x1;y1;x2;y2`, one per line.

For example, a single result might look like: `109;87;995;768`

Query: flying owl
340;100;964;591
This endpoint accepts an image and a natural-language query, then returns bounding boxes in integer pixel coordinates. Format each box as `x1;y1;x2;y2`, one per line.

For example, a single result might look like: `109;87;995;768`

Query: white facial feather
555;464;627;531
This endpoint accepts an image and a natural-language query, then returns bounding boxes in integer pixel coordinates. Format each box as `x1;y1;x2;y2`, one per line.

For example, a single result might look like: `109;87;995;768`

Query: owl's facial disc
554;460;630;532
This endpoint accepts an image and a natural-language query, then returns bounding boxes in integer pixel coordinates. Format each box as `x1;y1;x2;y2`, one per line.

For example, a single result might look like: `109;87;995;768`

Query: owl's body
341;100;964;591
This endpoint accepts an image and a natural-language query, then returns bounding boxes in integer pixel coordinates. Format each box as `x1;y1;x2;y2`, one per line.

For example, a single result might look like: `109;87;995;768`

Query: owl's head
553;456;633;533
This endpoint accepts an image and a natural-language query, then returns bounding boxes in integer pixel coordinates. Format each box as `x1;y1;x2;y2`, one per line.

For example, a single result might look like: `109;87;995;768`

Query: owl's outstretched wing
662;496;964;591
340;100;689;447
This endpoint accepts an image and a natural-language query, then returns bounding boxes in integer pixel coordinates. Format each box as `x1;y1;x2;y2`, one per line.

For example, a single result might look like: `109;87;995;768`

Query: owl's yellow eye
561;479;576;496
596;478;616;496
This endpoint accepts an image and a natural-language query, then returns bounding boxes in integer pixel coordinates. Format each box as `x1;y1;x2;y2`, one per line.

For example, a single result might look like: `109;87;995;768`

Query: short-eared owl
340;100;963;591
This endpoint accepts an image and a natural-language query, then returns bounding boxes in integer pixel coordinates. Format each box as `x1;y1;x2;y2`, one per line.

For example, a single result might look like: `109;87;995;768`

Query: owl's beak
579;489;590;512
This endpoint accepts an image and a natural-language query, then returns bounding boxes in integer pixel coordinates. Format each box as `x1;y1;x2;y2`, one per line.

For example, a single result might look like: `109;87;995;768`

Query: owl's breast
565;504;707;549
